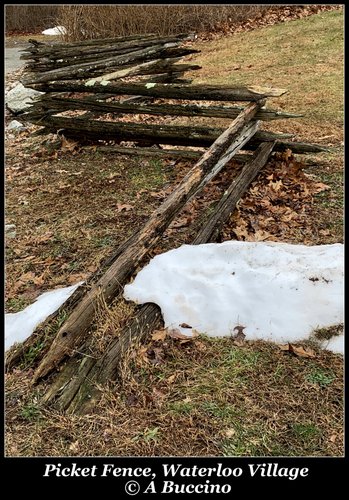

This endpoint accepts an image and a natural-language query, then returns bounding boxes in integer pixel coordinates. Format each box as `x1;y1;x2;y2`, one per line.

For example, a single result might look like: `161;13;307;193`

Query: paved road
5;47;27;74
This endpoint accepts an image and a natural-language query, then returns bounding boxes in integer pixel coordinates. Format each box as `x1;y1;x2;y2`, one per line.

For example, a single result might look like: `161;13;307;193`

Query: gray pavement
5;47;27;74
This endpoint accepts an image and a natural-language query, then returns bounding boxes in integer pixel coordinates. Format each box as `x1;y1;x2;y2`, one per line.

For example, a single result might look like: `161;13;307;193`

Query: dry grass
5;9;343;457
187;9;344;143
5;336;343;456
5;133;189;312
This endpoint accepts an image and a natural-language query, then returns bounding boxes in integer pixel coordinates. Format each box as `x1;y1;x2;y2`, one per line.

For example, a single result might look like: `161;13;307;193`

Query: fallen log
28;80;288;101
42;141;275;413
36;94;302;121
32;102;261;383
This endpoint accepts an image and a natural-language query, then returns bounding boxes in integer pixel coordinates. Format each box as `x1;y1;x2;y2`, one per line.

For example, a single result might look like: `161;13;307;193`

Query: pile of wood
6;34;330;415
20;33;199;85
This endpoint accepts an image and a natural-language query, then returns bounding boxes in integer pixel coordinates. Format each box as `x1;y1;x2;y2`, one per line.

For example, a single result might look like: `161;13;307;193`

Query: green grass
306;368;336;387
132;427;161;443
127;158;167;193
20;402;41;422
6;297;28;313
292;423;320;441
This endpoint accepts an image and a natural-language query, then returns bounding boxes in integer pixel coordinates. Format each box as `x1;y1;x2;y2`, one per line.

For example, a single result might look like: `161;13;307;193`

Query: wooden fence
5;34;330;414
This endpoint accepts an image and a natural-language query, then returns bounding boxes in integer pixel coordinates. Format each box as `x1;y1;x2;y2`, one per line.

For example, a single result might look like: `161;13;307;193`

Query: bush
57;5;272;41
5;5;60;33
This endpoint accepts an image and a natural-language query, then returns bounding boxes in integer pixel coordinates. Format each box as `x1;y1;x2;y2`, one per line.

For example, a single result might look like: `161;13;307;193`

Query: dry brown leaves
196;5;341;42
278;343;316;359
223;150;331;244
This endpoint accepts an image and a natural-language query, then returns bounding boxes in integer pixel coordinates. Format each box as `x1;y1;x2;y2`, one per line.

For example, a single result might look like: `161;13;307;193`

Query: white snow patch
321;335;344;355
124;241;344;353
5;282;83;351
42;26;67;35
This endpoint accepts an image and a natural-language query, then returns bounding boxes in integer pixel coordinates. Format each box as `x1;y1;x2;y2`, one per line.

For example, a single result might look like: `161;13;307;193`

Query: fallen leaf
179;323;192;329
225;428;236;438
87;265;98;272
116;203;133;212
167;374;176;384
152;387;166;405
151;329;167;341
18;271;35;282
278;343;291;351
136;189;148;199
289;344;316;358
32;274;45;285
253;229;274;241
169;218;191;229
313;182;331;193
147;347;165;365
125;394;138;406
233;325;246;338
167;328;192;343
67;273;87;283
195;340;207;351
68;441;80;453
149;190;167;199
35;232;53;244
61;136;79;152
269;180;283;192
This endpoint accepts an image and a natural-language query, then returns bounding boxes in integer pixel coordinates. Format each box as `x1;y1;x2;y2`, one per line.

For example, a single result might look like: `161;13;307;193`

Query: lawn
5;9;344;457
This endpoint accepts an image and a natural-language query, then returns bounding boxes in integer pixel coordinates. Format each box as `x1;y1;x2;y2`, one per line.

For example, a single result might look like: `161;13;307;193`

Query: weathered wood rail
19;34;328;156
41;142;275;414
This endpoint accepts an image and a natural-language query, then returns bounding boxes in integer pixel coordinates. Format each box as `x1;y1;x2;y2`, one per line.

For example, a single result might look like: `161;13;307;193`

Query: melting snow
124;241;344;354
5;283;82;351
42;26;67;35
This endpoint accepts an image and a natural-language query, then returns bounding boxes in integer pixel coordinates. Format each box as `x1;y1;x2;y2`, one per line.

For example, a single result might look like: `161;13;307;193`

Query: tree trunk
32;102;261;383
42;141;274;413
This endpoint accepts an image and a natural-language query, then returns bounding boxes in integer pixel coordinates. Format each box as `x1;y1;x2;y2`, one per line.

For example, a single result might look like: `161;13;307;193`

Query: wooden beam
36;95;302;121
32;102;261;382
22;45;199;85
28;80;288;101
42;142;275;412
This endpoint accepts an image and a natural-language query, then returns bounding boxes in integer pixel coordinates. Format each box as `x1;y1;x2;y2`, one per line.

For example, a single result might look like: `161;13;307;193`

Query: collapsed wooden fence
6;34;329;414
